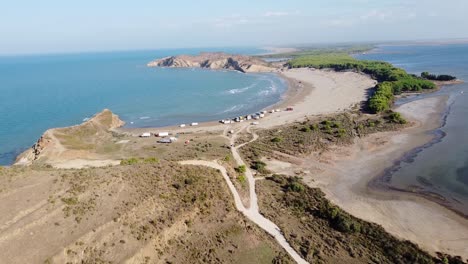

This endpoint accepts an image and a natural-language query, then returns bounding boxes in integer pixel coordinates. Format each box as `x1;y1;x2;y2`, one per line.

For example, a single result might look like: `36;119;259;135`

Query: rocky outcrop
147;52;276;73
14;109;125;166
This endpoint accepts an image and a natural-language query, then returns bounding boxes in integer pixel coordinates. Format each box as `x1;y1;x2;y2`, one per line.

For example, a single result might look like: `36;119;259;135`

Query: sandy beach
19;66;468;258
265;94;468;258
117;68;377;135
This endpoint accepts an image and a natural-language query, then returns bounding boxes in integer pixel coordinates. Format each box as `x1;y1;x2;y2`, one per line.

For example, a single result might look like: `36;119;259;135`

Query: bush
300;126;311;132
120;158;139;165
144;157;159;163
251;160;268;173
310;124;319;131
235;165;246;173
271;137;283;143
287;182;305;193
237;174;246;184
61;197;78;205
387;112;407;124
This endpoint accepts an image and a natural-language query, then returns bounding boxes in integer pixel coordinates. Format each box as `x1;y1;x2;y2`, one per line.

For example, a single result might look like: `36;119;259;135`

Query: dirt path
180;125;308;264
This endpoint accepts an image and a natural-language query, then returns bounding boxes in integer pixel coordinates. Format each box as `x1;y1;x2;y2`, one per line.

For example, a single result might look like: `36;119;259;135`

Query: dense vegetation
259;44;374;59
258;174;467;264
240;113;408;172
422;71;457;81
288;53;437;113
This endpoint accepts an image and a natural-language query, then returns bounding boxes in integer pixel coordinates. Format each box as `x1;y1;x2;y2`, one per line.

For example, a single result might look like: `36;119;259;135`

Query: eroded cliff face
147;52;276;73
14;109;125;166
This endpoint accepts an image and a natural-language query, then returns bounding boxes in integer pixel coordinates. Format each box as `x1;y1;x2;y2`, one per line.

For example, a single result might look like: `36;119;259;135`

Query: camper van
140;132;151;138
157;132;169;137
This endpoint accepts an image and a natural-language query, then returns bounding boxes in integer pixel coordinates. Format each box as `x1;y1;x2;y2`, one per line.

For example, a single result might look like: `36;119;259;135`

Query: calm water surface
0;47;286;165
356;44;468;215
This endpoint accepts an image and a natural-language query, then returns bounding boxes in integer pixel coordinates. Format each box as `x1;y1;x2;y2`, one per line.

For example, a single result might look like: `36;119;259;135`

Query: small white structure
157;132;169;137
179;124;186;128
275;109;281;112
169;137;178;142
253;115;260;120
246;115;252;120
191;122;199;126
140;132;151;138
251;121;259;125
259;114;265;118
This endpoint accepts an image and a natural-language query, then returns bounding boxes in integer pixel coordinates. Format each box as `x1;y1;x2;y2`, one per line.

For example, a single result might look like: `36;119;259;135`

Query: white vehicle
246;115;252;120
140;132;151;137
251;121;259;125
157;132;169;137
259;114;265;118
179;124;186;128
191;122;199;126
253;115;260;120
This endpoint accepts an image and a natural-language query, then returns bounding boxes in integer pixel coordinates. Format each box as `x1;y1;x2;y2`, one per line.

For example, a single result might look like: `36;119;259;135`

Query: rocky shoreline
147;52;277;73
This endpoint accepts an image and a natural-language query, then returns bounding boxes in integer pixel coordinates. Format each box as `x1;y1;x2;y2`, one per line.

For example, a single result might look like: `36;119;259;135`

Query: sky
1;0;468;54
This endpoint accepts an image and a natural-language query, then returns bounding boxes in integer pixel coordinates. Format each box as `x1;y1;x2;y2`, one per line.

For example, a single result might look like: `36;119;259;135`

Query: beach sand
118;68;377;135
265;95;468;258
23;67;468;258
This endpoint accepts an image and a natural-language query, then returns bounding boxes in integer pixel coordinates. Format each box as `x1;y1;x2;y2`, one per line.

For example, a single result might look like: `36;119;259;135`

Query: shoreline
12;64;468;257
369;96;468;218
301;95;468;258
116;68;376;135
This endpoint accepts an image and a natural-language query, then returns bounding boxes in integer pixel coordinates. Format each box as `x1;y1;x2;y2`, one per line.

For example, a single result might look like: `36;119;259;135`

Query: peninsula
147;52;277;73
4;49;468;263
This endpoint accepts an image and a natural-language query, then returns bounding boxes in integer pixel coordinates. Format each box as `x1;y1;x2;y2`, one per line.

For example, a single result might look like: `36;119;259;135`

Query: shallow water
356;44;468;215
0;48;286;165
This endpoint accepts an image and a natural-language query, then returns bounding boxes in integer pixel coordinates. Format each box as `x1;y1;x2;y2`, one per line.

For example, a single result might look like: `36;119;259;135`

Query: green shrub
271;137;283;143
387;112;407;124
287;182;305;193
120;158;139;165
235;165;246;173
61;197;78;205
144;157;159;163
251;160;268;173
300;126;311;132
237;174;246;184
310;124;319;131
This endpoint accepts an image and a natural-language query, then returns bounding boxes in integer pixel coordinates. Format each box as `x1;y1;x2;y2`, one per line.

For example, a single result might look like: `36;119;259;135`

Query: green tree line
288;54;438;113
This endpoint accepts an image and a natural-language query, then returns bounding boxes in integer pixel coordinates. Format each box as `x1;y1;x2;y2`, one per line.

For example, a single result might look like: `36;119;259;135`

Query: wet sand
299;96;468;258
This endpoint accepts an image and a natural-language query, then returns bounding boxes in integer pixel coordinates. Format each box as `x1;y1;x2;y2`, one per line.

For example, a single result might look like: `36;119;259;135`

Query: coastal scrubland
5;46;467;263
240;111;408;172
257;174;465;264
0;163;292;263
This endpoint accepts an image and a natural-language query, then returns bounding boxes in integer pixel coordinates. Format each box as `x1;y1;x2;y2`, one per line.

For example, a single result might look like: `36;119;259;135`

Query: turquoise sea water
356;44;468;215
0;48;286;165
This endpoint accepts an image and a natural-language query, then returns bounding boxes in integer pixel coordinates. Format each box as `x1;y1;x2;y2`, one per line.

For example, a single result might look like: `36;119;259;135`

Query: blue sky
1;0;467;54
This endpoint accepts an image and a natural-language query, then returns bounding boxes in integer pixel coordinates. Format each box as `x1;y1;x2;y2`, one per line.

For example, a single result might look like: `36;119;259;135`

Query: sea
0;47;286;165
356;43;468;216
